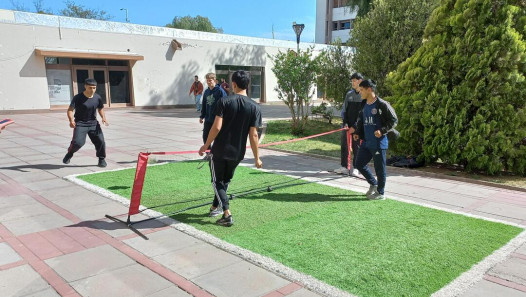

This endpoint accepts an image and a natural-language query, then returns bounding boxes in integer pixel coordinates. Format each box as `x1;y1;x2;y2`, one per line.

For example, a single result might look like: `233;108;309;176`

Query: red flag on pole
129;152;149;215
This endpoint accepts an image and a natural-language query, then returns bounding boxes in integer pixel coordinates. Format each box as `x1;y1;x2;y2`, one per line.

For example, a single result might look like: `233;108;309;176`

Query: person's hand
199;118;204;124
102;119;109;126
374;130;382;138
255;158;263;168
344;124;348;129
69;121;76;128
349;127;355;134
198;145;207;156
353;134;359;141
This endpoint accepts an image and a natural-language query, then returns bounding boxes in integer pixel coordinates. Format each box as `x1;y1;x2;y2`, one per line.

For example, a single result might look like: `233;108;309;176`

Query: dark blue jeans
355;147;386;194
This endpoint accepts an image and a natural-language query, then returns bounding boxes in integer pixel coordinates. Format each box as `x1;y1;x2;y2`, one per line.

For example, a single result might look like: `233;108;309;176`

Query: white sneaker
333;167;349;175
351;169;360;176
368;192;385;200
365;185;377;197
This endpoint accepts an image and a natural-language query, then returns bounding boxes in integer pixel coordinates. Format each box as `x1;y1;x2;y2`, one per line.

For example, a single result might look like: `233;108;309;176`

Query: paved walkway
0;106;525;297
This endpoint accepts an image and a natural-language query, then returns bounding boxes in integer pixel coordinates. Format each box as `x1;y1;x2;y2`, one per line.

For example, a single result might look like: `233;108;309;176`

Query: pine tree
387;0;526;175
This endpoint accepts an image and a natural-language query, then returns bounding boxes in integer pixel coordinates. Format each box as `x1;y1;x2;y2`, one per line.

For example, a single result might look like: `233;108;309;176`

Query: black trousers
67;124;106;158
202;121;213;146
209;156;240;211
340;130;359;169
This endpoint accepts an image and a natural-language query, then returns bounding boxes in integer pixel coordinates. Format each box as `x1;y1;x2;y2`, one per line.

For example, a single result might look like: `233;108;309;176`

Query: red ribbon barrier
127;127;347;216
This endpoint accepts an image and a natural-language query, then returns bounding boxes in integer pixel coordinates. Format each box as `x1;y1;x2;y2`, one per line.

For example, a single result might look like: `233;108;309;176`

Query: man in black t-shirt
63;78;109;167
199;70;262;227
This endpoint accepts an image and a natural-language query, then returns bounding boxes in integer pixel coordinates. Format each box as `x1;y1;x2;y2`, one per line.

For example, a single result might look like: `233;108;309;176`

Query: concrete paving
0;105;525;297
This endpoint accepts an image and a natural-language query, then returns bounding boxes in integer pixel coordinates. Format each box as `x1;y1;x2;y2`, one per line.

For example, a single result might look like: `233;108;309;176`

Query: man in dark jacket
334;72;363;176
349;79;398;200
200;73;227;149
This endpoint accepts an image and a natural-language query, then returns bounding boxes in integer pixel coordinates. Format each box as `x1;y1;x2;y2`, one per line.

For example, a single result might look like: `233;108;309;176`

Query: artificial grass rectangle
77;161;523;297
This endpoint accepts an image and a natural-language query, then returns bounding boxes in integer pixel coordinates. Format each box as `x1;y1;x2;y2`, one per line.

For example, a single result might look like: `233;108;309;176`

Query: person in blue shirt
200;73;227;148
349;79;398;200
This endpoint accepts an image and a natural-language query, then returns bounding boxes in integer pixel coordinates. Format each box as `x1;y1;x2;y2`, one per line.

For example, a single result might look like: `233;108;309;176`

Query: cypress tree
387;0;526;175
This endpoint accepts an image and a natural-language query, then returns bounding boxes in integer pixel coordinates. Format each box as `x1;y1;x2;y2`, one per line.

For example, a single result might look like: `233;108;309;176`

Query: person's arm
199;92;207;123
189;83;194;96
98;108;109;126
199;115;222;155
379;101;398;135
198;82;204;94
67;106;76;128
249;126;262;168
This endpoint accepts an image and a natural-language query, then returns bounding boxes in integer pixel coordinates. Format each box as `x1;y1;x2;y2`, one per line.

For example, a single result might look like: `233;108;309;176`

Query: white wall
0;9;329;111
315;0;327;44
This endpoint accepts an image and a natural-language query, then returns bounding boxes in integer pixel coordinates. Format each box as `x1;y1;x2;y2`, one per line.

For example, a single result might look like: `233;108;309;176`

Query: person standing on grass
189;75;204;112
333;72;363;176
63;78;109;168
198;70;263;227
200;73;227;148
348;79;398;200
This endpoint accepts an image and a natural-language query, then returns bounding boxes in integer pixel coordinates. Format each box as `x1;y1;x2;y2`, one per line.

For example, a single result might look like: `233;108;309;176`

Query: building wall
314;0;358;44
0;9;327;111
315;0;327;44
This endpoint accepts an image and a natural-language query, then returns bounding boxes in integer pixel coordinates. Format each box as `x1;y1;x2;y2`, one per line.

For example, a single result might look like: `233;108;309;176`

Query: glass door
73;67;108;105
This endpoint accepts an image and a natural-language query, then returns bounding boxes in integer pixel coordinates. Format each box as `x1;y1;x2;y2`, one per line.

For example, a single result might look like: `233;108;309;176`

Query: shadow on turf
170;192;368;226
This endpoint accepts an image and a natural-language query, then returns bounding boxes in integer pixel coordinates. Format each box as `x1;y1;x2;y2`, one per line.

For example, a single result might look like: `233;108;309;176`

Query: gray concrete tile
0;203;54;222
153;242;243;280
0;194;36;209
0;242;22;266
50;193;110;211
459;279;526;297
22;287;61;297
36;185;103;201
45;245;135;282
89;215;168;237
488;257;526;286
145;286;192;297
0;265;51;297
2;212;73;236
124;228;202;258
516;243;526;255
475;202;526;221
70;264;173;297
23;178;73;191
192;261;289;297
68;201;129;221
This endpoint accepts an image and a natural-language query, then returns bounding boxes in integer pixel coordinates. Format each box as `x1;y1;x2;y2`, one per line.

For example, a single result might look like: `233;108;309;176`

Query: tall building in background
315;0;358;44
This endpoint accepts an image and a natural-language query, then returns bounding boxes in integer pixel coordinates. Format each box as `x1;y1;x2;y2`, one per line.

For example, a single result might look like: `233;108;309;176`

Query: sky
1;0;317;42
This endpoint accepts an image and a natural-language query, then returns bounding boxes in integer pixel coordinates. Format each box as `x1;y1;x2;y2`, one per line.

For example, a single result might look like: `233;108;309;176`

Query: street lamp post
292;22;305;53
120;8;129;23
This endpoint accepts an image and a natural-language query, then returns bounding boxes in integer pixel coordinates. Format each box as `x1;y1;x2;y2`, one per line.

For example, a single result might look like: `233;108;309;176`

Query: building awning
34;47;144;61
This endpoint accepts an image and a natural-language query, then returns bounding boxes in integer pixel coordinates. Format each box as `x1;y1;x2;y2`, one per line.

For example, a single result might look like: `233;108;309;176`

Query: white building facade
0;9;327;111
315;0;358;44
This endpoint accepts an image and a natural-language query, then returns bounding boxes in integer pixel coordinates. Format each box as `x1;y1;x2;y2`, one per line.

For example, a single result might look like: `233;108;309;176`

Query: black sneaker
98;158;107;167
216;215;233;227
63;153;73;164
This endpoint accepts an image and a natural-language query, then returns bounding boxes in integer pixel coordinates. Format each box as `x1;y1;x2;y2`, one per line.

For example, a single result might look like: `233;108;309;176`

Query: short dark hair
359;79;376;90
231;70;250;90
84;78;97;86
194;75;198;78
350;72;364;80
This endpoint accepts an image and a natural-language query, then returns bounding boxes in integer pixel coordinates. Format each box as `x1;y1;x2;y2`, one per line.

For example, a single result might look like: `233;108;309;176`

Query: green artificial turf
78;161;523;297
